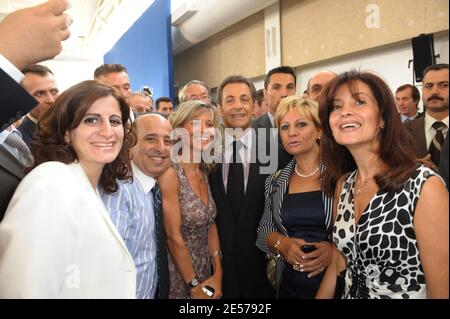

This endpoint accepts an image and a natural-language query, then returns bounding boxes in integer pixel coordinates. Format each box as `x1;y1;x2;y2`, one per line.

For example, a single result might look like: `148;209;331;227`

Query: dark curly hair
31;80;135;193
319;70;419;197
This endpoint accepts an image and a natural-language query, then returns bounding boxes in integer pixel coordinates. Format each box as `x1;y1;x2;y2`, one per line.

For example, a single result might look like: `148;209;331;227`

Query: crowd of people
0;0;448;299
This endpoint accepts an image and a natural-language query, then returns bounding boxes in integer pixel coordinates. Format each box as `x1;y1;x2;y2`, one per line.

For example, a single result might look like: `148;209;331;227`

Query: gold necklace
355;170;371;195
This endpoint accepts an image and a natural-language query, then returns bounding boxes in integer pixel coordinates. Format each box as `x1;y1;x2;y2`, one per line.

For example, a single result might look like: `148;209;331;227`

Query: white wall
41;57;104;92
252;32;449;109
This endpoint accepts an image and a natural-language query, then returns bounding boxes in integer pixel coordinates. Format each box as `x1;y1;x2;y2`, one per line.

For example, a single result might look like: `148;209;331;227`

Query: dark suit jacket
16;116;37;149
0;68;37;130
404;116;428;158
209;139;275;299
0;145;25;221
439;133;449;190
252;114;292;171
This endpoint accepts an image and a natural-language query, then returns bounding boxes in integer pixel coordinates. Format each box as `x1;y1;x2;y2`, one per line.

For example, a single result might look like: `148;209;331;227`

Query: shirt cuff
0;54;24;83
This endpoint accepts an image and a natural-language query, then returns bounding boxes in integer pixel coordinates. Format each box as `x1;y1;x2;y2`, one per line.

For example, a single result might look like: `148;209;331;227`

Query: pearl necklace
294;164;320;178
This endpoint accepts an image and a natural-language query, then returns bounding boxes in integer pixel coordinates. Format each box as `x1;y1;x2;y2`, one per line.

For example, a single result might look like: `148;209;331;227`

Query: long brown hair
31;80;135;193
319;70;418;196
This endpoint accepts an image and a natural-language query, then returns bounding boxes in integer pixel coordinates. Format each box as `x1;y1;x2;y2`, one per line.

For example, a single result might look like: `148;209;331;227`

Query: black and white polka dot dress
333;165;440;299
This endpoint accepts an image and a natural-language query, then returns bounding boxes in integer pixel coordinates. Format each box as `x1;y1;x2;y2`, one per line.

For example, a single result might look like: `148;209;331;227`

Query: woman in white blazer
0;80;137;298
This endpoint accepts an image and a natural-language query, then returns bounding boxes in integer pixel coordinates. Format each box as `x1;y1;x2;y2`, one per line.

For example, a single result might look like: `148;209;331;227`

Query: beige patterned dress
168;164;217;299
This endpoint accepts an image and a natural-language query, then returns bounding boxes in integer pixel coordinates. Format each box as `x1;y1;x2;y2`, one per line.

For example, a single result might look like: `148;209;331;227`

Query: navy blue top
278;190;330;299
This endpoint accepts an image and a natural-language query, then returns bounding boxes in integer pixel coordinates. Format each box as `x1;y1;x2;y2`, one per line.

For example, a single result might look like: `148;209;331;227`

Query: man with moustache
406;64;449;170
101;114;172;299
209;75;274;298
252;66;297;170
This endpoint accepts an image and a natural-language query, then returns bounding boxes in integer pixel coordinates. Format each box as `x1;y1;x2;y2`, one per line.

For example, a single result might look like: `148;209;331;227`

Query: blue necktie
151;183;170;298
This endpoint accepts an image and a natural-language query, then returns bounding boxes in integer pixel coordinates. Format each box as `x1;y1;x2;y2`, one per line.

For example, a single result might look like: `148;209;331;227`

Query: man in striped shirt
101;114;173;298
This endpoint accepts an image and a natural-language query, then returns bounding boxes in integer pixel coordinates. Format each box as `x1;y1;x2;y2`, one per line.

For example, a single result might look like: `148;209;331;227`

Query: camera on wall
141;85;153;97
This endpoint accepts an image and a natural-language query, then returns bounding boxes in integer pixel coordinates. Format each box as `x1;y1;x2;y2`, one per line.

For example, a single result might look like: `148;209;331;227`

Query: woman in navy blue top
256;96;333;298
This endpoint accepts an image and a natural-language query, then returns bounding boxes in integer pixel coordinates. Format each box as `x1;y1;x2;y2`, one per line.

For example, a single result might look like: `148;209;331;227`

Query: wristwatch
186;277;199;290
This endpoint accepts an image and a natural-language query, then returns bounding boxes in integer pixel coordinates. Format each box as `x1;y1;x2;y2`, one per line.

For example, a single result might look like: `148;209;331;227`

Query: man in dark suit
210;75;274;298
405;64;449;170
0;0;71;220
252;66;297;170
439;133;449;190
395;84;423;123
16;64;59;148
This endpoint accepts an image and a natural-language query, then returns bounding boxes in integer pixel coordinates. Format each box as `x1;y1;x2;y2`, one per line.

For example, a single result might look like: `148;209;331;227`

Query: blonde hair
274;96;321;129
169;100;219;173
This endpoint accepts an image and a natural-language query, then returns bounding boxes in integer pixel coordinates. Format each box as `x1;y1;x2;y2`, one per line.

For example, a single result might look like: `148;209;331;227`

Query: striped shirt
101;162;158;299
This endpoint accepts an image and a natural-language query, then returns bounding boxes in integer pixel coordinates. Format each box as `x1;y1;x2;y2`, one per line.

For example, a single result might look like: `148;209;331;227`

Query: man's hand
0;0;72;70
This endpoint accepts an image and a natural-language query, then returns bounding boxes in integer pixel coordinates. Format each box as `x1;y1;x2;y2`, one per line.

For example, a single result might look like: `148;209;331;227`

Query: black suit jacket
209;139;275;299
252;114;292;171
404;116;428;159
0;68;36;221
17;116;37;149
439;133;449;190
0;68;37;129
0;145;25;221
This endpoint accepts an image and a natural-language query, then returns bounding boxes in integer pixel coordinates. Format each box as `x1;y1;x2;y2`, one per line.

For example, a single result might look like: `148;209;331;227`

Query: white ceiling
0;0;157;61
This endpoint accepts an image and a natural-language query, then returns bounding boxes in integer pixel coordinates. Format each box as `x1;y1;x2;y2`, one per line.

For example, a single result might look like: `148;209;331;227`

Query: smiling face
279;108;321;157
329;81;383;151
219;82;254;129
183;109;215;152
67;95;124;173
131;114;173;177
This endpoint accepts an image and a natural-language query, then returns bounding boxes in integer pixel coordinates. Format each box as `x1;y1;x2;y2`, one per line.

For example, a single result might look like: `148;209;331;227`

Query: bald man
101;114;172;299
307;70;337;102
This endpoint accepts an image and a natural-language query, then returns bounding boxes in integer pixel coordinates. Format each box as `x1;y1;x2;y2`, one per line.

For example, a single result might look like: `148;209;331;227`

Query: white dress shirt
0;54;24;83
222;128;253;191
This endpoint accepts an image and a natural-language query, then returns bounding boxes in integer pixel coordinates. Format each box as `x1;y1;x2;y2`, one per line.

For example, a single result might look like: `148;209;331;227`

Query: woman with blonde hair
158;100;222;299
256;96;333;298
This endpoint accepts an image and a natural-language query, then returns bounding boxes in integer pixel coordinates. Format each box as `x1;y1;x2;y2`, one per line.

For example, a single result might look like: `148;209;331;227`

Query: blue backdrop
104;0;173;100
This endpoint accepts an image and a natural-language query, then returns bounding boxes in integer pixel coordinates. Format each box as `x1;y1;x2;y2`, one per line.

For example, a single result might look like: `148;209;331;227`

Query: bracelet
273;236;283;256
211;250;222;259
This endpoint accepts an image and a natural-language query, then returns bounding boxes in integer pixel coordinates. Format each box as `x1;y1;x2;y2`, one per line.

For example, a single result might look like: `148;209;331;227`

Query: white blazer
0;162;136;298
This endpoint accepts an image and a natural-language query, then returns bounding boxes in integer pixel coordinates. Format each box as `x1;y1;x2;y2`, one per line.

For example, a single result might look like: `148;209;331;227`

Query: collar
131;162;156;194
424;113;449;132
267;112;275;127
27;114;38;124
224;127;252;150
